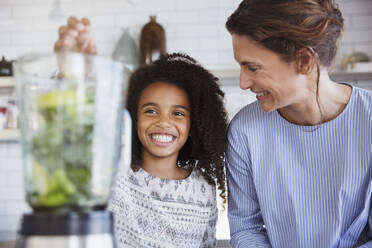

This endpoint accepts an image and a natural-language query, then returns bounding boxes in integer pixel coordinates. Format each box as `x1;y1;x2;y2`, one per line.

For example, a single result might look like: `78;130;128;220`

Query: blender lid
18;211;114;236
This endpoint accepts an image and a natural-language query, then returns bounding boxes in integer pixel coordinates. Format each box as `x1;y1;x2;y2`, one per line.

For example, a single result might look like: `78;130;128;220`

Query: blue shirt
226;86;372;247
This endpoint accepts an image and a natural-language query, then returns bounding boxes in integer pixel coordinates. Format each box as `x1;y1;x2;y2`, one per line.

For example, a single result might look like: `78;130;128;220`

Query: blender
13;53;132;248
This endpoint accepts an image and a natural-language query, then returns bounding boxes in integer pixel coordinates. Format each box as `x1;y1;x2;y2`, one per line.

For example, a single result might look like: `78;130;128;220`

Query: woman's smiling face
137;82;191;162
232;34;308;112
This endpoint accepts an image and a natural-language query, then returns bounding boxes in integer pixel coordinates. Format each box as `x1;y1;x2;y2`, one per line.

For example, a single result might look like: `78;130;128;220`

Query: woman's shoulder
228;100;274;136
353;86;372;103
230;100;270;126
233;100;261;118
349;86;372;114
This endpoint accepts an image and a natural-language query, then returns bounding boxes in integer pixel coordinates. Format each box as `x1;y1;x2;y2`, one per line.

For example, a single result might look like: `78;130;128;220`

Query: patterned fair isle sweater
108;167;218;248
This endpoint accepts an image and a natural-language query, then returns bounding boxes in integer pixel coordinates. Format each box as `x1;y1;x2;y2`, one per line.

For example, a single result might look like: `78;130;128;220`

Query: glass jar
13;53;131;212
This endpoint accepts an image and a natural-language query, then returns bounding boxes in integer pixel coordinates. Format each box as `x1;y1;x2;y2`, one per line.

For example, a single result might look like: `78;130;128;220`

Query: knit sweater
108;167;218;248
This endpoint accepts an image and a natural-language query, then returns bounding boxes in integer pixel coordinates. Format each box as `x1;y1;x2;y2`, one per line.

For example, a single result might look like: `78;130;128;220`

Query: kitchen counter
0;239;231;247
0;240;231;247
0;240;15;248
329;71;372;81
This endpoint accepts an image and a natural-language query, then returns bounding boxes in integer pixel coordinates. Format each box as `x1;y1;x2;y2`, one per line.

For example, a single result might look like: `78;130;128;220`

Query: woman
225;0;372;247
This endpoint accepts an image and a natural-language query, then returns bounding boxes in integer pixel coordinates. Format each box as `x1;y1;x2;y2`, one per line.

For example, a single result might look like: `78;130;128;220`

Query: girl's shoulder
131;167;214;189
189;168;217;192
123;166;216;207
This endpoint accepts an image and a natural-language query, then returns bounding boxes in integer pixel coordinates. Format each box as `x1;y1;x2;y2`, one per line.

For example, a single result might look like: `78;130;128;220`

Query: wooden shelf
330;71;372;81
0;129;20;141
0;77;15;88
211;69;240;79
210;69;372;83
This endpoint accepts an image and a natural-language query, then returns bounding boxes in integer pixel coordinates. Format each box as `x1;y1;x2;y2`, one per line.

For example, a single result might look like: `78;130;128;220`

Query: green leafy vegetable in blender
30;87;95;209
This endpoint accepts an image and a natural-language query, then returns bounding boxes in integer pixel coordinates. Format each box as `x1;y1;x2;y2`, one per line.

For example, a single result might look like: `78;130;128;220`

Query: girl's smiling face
137;82;191;162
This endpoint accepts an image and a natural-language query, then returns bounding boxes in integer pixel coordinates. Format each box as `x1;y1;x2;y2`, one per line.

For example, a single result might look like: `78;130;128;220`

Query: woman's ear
296;47;316;74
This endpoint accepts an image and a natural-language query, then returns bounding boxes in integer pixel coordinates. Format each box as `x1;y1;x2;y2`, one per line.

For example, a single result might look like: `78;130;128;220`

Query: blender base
15;210;116;248
16;233;115;248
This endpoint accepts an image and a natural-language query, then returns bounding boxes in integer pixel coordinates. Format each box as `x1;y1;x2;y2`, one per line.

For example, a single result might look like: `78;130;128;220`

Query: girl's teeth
257;91;268;97
151;134;173;143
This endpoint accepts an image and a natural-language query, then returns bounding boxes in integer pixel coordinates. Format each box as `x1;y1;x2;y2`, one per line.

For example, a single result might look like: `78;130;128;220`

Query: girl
108;53;228;247
54;18;228;247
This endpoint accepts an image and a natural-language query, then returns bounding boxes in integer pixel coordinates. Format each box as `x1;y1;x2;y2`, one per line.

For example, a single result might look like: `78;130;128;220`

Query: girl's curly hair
126;53;228;204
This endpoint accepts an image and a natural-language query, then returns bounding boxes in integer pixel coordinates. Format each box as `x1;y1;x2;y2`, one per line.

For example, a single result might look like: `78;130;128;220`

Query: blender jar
13;53;131;211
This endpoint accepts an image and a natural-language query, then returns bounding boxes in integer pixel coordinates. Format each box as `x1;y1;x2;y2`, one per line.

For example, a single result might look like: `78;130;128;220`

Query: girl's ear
296;47;316;74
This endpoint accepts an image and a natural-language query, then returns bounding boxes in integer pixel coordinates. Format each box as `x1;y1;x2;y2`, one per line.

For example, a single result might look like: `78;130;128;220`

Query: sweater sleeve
226;120;271;248
200;206;218;248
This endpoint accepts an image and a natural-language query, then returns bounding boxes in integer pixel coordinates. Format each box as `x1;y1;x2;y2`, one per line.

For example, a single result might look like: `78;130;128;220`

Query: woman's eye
242;64;259;72
248;67;258;72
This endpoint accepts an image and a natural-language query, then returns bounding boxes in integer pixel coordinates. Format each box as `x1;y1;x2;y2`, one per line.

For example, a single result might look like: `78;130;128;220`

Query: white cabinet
0;129;20;140
0;77;14;88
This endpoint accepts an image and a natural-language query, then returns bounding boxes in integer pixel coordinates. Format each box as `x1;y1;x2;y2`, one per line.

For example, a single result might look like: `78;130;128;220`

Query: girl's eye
144;109;157;114
173;111;185;117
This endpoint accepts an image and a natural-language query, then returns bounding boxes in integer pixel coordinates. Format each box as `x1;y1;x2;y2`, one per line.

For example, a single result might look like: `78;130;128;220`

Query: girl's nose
155;115;172;128
239;70;254;90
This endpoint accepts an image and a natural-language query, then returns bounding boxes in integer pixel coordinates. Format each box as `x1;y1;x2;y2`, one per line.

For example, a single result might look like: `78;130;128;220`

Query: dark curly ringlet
126;53;228;204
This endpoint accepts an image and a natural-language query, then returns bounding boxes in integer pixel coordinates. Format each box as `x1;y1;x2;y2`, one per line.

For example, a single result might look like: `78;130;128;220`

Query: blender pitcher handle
119;109;132;173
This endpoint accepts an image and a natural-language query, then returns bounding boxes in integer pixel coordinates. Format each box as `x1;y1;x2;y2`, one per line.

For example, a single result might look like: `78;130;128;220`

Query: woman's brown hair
226;0;344;122
226;0;344;67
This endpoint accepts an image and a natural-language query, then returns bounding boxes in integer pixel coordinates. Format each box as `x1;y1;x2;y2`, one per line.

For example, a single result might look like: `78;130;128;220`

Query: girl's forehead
138;81;190;106
142;82;187;96
144;81;182;90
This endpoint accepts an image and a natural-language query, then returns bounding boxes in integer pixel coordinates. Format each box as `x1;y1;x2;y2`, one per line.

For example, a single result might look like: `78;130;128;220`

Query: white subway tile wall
0;0;371;242
0;0;371;68
0;142;31;241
